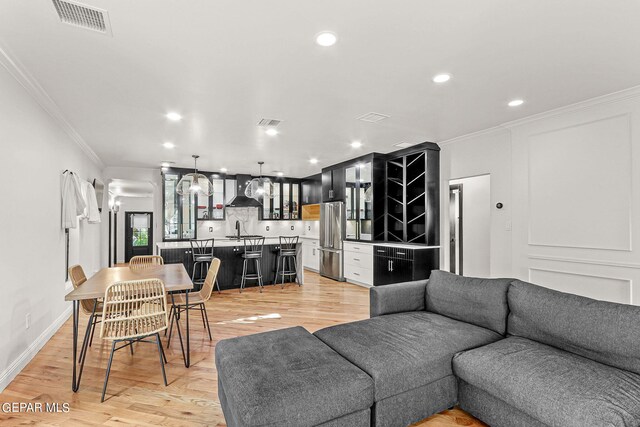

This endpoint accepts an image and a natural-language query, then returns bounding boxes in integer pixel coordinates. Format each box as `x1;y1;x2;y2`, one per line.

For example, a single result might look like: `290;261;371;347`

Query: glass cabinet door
164;173;179;240
345;166;358;239
262;181;282;220
210;178;225;219
291;183;300;219
282;182;291;219
358;162;373;241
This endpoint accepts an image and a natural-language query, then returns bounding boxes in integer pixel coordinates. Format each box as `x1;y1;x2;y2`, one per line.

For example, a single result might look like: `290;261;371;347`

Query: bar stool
240;237;265;293
190;238;221;293
275;236;299;288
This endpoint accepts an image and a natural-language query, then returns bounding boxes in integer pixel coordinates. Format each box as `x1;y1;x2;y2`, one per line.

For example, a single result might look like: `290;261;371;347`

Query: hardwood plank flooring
0;270;485;426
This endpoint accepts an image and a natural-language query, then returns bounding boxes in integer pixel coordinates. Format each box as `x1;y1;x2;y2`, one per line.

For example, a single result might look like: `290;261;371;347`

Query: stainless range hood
226;174;263;208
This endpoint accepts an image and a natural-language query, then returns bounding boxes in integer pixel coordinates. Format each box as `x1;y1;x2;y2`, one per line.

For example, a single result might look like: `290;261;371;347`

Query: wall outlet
266;226;270;231
505;220;512;231
209;227;213;232
291;225;294;231
26;313;31;330
308;225;311;231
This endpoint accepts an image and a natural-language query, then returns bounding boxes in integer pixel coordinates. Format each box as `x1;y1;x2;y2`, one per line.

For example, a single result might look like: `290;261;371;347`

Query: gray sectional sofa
215;270;640;427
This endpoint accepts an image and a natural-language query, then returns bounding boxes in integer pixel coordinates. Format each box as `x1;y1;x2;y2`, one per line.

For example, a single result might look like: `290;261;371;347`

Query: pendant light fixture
245;161;275;200
176;155;215;196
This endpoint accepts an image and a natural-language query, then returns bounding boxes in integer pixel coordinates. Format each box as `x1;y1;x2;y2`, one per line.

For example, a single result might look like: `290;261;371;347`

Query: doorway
449;175;491;277
124;212;153;262
449;184;463;275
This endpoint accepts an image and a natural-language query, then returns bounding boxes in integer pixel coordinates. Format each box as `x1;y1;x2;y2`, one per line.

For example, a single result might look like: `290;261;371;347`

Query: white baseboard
0;305;72;393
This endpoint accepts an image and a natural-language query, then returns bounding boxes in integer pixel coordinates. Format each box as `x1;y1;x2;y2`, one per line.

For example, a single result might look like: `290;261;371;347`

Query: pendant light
176;155;215;196
245;161;275;200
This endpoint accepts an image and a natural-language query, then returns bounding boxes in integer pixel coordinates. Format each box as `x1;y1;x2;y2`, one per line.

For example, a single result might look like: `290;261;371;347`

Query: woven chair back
100;279;168;340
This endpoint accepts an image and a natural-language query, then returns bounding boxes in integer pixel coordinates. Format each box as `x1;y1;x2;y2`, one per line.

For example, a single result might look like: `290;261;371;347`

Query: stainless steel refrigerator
319;201;345;281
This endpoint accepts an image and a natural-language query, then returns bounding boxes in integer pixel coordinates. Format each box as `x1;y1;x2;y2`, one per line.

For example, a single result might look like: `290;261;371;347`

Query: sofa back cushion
508;280;640;375
426;270;512;335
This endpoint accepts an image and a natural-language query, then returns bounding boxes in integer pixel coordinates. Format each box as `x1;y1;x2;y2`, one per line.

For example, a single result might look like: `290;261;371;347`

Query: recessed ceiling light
277;171;284;177
161;167;169;172
316;32;337;47
432;74;451;83
309;158;319;164
265;128;279;136
220;167;228;173
161;161;173;167
351;141;363;148
508;99;524;107
166;112;182;121
163;142;175;149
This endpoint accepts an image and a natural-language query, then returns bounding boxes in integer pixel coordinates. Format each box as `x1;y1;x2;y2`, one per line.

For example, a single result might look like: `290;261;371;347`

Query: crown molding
437;84;640;148
0;44;104;169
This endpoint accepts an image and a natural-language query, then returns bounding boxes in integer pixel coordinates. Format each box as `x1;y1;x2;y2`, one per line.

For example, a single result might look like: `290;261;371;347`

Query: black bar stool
190;238;221;293
240;237;265;293
275;236;299;288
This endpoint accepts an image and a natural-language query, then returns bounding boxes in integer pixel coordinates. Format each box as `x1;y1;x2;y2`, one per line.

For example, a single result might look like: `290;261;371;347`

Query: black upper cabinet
322;168;345;202
301;174;322;205
259;178;301;220
384;145;440;246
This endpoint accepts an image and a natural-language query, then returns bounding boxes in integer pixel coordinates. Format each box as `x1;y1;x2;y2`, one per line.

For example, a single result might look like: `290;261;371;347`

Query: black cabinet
384;145;439;245
302;174;322;205
260;179;302;220
161;248;195;278
373;245;439;286
322;168;345;202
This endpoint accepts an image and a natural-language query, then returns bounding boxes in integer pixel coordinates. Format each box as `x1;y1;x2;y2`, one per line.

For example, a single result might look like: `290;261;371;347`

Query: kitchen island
156;237;303;291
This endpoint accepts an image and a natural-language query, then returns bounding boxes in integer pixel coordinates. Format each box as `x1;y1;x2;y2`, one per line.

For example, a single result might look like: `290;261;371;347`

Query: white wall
450;175;491;277
440;87;640;305
115;196;154;263
0;61;104;391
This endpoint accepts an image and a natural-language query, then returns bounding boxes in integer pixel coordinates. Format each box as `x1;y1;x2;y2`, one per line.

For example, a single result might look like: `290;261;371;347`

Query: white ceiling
2;0;640;177
109;178;153;198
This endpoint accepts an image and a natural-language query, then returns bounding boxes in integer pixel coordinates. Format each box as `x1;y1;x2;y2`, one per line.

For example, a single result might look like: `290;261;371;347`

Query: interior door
125;212;153;262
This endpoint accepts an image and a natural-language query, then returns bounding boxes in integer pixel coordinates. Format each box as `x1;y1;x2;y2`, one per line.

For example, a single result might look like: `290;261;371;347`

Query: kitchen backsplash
196;207;319;238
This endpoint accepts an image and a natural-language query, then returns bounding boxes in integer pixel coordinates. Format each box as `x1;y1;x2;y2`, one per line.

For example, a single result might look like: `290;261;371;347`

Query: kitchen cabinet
385;146;440;245
322;167;345;202
302;174;322;205
196;176;226;221
260;178;302;220
302;238;320;271
373;245;439;286
343;242;373;287
163;172;197;241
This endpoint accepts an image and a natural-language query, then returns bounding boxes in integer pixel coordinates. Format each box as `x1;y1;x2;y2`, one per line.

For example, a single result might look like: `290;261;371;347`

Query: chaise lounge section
215;271;640;427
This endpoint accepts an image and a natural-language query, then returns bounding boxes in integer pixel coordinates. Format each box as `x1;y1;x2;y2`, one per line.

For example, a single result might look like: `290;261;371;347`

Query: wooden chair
68;265;102;361
99;278;169;402
167;258;220;346
129;255;164;269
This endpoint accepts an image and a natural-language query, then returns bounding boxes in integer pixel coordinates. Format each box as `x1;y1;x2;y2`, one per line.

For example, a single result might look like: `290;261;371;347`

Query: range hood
226;174;263;208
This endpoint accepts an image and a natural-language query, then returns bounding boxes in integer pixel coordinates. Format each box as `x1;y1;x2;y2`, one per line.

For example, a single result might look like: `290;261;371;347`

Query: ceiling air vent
52;0;112;35
257;118;282;127
357;112;390;123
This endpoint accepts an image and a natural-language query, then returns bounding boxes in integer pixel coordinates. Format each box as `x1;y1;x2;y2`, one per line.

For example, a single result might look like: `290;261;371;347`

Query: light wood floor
0;271;486;427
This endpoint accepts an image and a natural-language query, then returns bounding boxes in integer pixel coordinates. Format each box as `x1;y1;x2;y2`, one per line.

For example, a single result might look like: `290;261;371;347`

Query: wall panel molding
529;255;640;269
526;113;632;251
528;267;632;304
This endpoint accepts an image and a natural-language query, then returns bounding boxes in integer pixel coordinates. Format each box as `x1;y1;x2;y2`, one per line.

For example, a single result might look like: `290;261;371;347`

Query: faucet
235;220;241;239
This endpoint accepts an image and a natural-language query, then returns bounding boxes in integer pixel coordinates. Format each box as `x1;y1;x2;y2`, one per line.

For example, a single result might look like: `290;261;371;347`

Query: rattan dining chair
129;255;164;269
99;278;169;402
68;265;102;362
167;258;220;346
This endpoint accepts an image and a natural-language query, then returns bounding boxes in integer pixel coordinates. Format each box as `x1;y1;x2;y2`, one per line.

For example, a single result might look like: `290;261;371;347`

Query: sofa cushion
215;326;374;427
453;336;640;427
314;311;502;401
508;280;640;375
426;270;512;334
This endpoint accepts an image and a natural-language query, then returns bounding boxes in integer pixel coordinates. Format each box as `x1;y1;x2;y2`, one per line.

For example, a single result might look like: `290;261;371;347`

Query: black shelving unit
384;147;438;245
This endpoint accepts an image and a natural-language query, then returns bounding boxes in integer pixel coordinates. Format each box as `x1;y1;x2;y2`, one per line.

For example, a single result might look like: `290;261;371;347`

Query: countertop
344;240;440;250
157;236;312;250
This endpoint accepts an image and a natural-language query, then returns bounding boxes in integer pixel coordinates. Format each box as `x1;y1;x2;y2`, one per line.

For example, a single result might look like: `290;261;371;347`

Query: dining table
64;264;194;392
